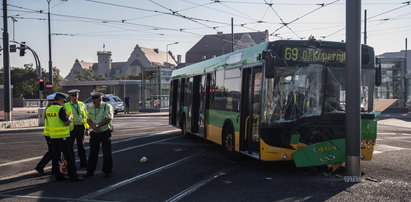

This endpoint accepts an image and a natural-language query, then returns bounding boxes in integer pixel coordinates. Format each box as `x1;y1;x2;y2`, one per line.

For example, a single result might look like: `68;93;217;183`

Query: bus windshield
261;64;374;127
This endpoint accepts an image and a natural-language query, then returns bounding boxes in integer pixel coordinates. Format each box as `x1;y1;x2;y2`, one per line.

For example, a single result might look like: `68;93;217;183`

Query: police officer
35;93;57;175
85;92;114;177
65;89;89;168
46;92;82;182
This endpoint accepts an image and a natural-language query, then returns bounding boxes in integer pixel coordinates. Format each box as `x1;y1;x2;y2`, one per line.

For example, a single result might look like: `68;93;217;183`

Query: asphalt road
0;114;410;201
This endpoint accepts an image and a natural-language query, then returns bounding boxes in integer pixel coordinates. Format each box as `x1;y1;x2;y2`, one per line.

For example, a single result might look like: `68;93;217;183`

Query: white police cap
46;93;56;101
91;92;104;98
68;89;80;95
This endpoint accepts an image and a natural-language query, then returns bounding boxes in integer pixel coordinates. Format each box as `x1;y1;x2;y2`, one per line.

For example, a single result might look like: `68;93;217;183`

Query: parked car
84;95;124;114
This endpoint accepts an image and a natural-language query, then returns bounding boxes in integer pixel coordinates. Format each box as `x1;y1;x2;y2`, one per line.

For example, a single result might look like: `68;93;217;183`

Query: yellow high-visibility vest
46;105;70;139
64;101;89;131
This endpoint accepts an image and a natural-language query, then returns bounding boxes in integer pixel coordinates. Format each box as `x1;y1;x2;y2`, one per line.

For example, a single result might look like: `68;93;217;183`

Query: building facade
185;31;269;65
65;45;178;110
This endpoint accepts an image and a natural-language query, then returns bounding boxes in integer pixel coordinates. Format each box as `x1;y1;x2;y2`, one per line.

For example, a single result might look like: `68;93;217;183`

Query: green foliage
0;65;65;98
74;69;107;81
113;73;141;80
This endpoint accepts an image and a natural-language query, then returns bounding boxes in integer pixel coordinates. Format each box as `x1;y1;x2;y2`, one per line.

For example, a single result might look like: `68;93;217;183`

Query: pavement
0;113;410;201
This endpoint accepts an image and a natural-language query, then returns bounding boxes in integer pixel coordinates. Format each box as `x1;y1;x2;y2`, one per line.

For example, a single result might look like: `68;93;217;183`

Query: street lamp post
47;0;53;84
166;42;178;64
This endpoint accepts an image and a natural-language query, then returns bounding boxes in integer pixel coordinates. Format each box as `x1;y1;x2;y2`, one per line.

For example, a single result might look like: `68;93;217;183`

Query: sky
2;0;410;77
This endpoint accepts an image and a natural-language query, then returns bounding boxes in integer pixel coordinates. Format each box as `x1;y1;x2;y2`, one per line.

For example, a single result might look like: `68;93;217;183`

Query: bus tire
181;114;188;137
222;124;235;152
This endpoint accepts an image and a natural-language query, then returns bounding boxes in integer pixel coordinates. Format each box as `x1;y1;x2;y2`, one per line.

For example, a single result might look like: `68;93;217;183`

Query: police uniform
47;92;81;182
65;89;89;168
85;92;114;177
35;93;57;175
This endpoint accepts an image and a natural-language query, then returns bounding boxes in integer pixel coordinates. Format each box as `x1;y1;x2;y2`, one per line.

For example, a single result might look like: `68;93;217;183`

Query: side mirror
375;58;382;86
263;50;276;78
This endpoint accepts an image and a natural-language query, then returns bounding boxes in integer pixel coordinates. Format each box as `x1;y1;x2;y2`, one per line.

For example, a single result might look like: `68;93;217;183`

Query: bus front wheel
223;126;235;152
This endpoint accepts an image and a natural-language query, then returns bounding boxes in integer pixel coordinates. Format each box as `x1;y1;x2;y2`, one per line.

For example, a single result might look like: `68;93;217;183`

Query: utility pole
231;17;234;52
3;0;12;121
47;0;53;84
405;38;408;108
345;0;362;181
364;9;367;44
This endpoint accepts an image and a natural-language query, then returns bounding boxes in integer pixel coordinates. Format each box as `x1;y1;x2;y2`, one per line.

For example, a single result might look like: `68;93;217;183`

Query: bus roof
171;42;269;79
172;40;374;79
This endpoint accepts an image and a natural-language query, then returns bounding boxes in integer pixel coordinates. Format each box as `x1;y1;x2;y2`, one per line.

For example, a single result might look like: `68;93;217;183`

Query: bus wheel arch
222;120;235;152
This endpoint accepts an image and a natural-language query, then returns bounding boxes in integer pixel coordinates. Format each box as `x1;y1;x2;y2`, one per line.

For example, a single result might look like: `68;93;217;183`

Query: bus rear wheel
223;126;235;152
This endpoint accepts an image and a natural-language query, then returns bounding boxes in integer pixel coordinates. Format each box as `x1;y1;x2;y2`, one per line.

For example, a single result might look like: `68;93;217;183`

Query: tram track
0;130;181;181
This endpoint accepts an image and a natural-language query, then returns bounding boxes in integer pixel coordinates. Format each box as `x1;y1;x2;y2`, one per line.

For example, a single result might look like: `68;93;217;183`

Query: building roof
75;59;94;70
185;31;269;64
140;47;177;67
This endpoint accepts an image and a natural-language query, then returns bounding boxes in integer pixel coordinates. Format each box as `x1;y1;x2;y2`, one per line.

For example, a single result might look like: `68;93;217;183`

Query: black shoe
83;173;94;178
56;177;68;182
35;167;44;175
69;177;83;182
104;172;111;177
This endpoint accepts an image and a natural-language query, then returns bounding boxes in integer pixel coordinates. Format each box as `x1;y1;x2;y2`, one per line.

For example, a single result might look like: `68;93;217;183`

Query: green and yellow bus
169;39;379;167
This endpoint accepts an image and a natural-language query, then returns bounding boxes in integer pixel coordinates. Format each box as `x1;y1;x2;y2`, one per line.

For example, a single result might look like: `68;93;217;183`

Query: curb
0;127;43;134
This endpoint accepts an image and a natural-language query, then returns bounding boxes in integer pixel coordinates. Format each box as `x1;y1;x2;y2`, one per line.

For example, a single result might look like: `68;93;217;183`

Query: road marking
0;129;180;167
373;144;411;154
0;130;181;181
0;193;117;202
78;150;211;200
165;164;239;202
0;140;41;145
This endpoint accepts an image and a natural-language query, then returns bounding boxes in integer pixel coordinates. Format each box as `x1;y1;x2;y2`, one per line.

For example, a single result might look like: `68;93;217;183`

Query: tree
74;69;107;81
113;73;141;80
0;65;66;98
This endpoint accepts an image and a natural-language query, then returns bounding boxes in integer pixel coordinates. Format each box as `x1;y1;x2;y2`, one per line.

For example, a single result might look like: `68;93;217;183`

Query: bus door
240;66;262;154
169;79;178;126
198;74;209;137
191;75;201;133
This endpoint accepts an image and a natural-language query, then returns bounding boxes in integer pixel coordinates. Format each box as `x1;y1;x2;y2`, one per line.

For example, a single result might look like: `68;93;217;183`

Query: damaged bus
169;39;380;167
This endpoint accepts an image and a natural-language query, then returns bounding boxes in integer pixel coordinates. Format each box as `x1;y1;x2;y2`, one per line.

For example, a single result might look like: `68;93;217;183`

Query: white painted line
78;150;211;200
0;130;181;181
0;193;117;202
373;144;411;155
0;129;179;167
0;140;41;145
165;164;239;202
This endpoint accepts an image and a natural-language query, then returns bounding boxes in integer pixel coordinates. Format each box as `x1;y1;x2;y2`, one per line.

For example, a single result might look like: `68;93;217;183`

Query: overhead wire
322;1;411;39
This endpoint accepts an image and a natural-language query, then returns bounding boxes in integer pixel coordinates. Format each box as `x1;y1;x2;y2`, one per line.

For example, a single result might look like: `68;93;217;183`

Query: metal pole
3;0;12;121
364;9;367;44
345;0;362;179
405;38;408;107
47;0;53;83
231;17;234;52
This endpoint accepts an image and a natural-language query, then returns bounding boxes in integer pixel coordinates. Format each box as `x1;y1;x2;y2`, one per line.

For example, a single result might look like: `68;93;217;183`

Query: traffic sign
45;82;53;91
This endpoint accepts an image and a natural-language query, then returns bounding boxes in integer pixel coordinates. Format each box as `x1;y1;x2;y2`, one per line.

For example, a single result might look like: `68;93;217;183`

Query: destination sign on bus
282;46;346;64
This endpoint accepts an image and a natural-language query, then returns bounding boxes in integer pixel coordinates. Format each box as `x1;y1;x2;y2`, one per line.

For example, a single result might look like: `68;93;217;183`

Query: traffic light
39;77;45;91
19;42;26;56
10;45;17;52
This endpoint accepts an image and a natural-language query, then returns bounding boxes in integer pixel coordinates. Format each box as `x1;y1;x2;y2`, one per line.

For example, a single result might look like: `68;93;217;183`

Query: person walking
124;96;130;114
65;89;89;168
85;92;114;177
34;93;57;175
46;92;82;182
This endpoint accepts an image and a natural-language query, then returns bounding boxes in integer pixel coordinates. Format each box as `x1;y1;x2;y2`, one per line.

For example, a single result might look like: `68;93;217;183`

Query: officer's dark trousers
51;138;78;180
70;125;87;167
35;136;57;172
87;130;113;175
